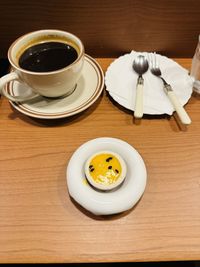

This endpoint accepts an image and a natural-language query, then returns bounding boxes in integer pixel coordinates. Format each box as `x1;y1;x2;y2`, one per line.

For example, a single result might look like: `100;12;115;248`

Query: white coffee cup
0;29;84;102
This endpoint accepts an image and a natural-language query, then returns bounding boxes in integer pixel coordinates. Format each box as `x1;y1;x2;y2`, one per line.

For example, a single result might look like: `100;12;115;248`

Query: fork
149;52;191;125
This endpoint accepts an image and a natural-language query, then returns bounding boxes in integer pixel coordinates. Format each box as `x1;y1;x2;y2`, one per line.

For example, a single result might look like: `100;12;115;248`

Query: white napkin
105;51;194;115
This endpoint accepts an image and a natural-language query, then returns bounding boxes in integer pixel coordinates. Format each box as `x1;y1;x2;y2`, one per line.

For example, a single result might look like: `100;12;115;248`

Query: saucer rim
66;137;147;216
6;54;104;119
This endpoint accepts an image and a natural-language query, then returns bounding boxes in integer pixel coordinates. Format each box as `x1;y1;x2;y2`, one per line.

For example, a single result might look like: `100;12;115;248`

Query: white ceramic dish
5;54;104;119
66;137;147;216
105;51;193;115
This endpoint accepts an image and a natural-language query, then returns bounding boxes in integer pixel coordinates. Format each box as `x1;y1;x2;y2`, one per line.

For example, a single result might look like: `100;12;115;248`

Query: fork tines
148;52;158;69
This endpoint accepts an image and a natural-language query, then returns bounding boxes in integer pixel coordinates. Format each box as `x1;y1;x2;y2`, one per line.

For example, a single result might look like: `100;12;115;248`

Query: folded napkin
105;51;194;115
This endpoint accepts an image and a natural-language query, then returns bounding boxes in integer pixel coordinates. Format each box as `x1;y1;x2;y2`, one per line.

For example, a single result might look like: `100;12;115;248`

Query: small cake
85;150;127;191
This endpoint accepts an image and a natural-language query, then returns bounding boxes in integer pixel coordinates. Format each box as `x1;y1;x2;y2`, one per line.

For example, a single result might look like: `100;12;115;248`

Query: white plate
105;51;193;115
6;54;104;119
66;137;147;216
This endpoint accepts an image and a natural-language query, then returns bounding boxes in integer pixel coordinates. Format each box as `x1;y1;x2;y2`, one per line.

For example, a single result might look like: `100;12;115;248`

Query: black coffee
19;42;78;72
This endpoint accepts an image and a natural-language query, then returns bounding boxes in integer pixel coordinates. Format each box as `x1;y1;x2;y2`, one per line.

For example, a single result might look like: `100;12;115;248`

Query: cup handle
0;71;39;102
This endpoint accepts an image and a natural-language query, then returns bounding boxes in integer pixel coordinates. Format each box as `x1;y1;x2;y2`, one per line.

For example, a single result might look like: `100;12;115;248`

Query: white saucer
6;54;104;119
66;137;147;216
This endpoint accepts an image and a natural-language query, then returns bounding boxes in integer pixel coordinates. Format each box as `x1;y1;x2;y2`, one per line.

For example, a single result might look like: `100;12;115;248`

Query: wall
0;0;199;58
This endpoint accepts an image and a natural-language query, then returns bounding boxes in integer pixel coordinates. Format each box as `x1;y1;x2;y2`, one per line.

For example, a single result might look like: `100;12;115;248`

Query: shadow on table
64;262;199;267
53;262;199;266
12;261;200;266
106;92;192;132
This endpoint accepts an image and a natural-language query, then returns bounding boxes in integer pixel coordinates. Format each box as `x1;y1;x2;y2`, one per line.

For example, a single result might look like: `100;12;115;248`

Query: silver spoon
132;55;149;118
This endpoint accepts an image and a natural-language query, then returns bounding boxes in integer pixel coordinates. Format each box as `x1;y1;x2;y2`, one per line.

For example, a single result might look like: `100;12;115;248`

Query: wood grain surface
0;0;200;58
0;58;200;263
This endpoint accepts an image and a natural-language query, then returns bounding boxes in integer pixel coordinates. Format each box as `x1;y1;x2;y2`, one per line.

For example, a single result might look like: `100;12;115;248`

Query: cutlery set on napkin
105;51;193;125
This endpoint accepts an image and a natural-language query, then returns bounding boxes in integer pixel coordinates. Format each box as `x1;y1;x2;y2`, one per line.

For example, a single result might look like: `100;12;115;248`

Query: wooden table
0;58;199;263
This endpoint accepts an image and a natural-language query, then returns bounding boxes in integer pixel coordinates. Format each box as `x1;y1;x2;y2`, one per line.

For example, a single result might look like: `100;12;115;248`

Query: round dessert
85;150;127;191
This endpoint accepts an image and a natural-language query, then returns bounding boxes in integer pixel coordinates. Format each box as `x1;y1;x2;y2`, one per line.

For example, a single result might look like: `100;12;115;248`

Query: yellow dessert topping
88;153;122;185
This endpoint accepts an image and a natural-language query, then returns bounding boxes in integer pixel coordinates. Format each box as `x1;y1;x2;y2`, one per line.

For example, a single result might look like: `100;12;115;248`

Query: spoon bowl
132;55;149;75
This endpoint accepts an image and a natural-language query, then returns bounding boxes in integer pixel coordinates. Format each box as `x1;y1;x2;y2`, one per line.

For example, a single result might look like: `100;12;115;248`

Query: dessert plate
66;137;147;216
105;51;193;115
5;54;104;119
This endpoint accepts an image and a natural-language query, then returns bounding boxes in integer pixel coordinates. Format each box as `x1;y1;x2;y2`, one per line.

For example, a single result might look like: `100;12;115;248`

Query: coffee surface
19;42;78;72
